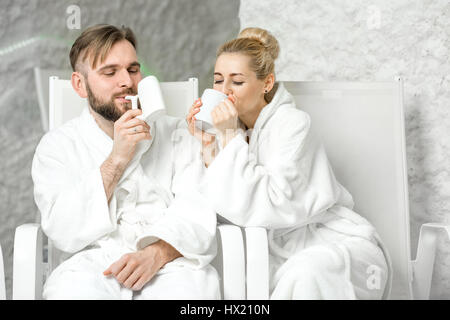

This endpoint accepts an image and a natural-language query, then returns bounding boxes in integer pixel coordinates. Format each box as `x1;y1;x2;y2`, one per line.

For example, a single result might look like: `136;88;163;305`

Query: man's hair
69;24;137;73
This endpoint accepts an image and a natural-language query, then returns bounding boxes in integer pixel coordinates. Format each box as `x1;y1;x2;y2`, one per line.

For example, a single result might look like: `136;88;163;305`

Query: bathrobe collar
247;82;294;153
253;82;294;132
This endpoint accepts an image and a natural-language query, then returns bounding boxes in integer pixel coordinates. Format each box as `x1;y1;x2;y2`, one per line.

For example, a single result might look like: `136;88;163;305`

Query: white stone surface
240;0;450;299
0;0;240;299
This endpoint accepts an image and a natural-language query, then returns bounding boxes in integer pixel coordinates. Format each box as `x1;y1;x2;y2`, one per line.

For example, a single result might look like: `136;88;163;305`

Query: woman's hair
216;27;280;100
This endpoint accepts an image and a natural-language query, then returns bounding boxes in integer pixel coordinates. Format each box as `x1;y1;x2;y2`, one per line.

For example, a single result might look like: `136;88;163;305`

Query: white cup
195;89;228;134
126;76;166;123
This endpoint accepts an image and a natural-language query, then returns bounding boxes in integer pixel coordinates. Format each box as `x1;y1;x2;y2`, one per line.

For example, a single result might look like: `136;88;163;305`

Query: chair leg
0;244;6;300
411;222;450;299
13;223;44;300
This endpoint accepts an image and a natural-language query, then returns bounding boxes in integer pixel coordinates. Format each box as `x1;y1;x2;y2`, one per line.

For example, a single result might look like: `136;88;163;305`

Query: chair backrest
284;79;412;300
46;76;198;274
49;76;198;130
34;68;72;132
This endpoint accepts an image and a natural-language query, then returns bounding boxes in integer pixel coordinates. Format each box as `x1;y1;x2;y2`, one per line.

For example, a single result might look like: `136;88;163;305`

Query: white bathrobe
199;83;393;300
32;107;220;300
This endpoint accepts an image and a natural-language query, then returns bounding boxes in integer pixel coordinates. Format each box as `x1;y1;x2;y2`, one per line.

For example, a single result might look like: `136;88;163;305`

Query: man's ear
71;71;88;98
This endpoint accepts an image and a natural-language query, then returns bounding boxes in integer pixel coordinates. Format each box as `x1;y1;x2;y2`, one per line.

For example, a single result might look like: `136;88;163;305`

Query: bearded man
31;24;220;300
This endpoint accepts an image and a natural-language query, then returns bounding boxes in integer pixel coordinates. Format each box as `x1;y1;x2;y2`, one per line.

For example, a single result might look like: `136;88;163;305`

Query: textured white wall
240;0;450;299
0;0;240;299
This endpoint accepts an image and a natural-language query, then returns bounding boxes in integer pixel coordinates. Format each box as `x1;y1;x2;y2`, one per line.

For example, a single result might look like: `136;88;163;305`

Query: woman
186;27;392;299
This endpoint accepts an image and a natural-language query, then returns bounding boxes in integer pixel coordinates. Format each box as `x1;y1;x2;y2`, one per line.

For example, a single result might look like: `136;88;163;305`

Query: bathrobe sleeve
135;122;217;268
198;108;350;229
32;132;116;253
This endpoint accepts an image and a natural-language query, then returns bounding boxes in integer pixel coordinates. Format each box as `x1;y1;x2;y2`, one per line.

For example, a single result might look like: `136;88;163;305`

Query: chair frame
14;76;448;300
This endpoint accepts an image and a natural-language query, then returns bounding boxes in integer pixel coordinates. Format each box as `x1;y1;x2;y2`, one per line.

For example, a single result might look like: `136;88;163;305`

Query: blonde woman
186;27;392;299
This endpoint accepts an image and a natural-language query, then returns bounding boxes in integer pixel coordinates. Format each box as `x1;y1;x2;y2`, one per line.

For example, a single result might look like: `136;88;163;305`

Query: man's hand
101;109;151;202
103;240;182;291
110;108;151;167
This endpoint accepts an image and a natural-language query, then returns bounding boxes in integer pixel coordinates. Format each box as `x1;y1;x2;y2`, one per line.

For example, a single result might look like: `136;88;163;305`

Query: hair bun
237;27;279;60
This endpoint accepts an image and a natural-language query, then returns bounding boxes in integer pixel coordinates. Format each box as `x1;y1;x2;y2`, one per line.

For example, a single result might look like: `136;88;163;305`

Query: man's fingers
122;118;150;130
116;108;143;124
116;263;136;284
131;131;152;141
132;270;156;291
127;125;149;135
104;258;127;277
123;268;143;289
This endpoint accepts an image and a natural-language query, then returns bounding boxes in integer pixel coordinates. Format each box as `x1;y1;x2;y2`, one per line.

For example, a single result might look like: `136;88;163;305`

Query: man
32;24;220;299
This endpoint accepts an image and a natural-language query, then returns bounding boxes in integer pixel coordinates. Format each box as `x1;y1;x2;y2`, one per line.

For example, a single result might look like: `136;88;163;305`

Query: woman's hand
186;98;216;147
211;94;239;148
186;98;217;167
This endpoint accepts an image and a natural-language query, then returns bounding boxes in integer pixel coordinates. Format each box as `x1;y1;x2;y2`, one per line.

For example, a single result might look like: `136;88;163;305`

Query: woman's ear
264;73;275;93
71;71;88;98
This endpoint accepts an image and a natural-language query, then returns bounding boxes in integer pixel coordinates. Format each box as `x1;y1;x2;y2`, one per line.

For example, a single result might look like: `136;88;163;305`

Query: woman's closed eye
214;80;244;85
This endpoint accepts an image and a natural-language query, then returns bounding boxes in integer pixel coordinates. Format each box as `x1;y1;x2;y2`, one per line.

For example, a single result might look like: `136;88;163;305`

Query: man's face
83;39;142;122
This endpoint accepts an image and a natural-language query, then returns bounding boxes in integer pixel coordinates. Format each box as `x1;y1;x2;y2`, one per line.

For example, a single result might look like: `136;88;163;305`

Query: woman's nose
221;84;232;95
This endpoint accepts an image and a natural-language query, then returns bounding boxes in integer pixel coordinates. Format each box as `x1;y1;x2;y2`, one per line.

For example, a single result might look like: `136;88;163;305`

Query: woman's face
213;53;267;117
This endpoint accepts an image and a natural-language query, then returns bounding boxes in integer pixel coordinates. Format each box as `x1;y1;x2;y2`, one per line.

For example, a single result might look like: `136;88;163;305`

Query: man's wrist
107;153;128;171
100;154;128;202
150;239;182;265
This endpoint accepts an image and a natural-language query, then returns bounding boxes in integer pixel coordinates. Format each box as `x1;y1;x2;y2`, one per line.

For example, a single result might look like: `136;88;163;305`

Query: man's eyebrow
97;62;141;72
129;61;141;68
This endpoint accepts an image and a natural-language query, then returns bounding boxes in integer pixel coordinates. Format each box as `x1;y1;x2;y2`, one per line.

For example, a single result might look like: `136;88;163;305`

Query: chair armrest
13;223;44;300
0;243;5;300
244;227;269;299
213;224;246;300
411;222;450;299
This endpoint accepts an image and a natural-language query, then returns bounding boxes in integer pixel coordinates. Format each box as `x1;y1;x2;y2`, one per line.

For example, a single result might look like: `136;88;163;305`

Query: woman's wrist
218;129;239;149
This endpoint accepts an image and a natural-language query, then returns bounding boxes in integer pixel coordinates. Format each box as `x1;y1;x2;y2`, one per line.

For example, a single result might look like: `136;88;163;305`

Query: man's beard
85;80;137;122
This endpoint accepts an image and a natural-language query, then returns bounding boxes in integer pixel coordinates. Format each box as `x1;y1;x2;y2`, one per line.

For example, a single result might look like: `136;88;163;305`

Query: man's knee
43;269;119;300
138;265;221;300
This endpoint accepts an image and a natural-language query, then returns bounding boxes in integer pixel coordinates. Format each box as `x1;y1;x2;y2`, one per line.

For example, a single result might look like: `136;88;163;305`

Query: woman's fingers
187;99;202;121
222;98;238;116
227;94;237;104
187;99;206;138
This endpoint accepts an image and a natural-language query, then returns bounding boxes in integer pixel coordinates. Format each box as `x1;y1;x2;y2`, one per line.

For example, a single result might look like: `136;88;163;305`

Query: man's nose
117;69;133;88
